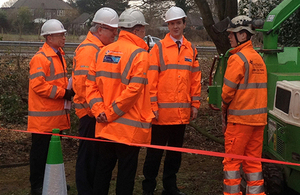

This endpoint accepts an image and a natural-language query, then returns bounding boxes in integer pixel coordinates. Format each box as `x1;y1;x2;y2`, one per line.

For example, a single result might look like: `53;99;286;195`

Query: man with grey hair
72;7;118;195
86;8;153;195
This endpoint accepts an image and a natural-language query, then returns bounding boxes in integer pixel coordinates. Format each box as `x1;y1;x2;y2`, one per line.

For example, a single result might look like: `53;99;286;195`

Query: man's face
168;19;185;40
99;25;118;45
228;31;245;48
48;32;66;49
134;26;146;39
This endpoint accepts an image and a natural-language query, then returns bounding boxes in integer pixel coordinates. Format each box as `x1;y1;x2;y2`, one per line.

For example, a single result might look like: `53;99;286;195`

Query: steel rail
0;41;217;56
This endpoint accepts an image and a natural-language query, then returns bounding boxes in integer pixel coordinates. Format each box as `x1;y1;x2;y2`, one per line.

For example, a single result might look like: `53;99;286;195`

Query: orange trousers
223;123;266;195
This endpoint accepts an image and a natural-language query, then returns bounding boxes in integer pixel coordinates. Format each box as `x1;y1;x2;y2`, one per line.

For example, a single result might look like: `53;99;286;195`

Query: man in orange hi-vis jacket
72;7;118;195
221;16;267;195
142;6;201;195
86;9;153;195
28;19;74;195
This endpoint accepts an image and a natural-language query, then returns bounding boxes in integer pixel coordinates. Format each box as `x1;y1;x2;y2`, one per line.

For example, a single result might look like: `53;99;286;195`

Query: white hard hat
227;15;256;34
40;19;67;36
118;8;148;28
165;6;187;22
92;7;119;28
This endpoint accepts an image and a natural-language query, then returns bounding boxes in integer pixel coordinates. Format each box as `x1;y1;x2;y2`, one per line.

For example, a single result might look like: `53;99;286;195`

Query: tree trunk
194;0;238;54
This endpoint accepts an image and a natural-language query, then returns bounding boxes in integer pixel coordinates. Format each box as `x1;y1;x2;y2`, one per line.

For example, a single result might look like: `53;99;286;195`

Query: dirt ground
0;56;226;195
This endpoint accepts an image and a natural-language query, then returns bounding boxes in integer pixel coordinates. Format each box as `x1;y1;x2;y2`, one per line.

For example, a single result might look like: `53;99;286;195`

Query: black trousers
142;124;186;192
76;115;98;195
29;133;52;190
93;141;140;195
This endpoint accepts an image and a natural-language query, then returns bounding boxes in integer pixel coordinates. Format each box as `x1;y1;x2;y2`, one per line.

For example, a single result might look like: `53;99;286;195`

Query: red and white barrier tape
1;128;300;167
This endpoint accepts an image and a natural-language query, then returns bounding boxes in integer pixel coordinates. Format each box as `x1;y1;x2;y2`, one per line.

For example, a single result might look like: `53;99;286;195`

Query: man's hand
96;112;107;123
153;110;159;121
63;89;75;101
221;103;228;134
191;106;198;120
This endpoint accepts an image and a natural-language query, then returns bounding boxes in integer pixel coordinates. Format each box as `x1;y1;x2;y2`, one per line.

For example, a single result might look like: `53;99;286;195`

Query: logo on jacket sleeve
103;55;121;64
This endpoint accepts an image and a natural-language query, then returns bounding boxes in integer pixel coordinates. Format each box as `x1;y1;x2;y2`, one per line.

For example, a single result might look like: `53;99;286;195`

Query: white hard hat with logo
165;6;187;22
118;8;148;28
227;15;256;34
40;19;67;36
92;7;119;28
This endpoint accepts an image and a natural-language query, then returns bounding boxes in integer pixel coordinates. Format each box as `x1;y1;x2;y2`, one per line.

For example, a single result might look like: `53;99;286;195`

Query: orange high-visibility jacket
86;30;154;144
28;43;70;133
72;31;104;119
222;40;267;126
148;33;201;125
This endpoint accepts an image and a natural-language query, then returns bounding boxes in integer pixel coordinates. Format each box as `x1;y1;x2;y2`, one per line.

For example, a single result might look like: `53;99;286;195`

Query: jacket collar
42;42;65;57
86;31;105;48
118;30;149;51
230;40;253;54
164;33;189;49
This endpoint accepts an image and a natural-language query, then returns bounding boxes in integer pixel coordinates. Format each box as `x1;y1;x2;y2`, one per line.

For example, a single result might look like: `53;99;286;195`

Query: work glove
63;88;75;101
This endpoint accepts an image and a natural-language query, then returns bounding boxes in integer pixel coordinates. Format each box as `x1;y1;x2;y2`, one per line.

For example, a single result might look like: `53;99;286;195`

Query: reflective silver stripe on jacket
224;78;267;90
30;72;46;79
157;42;166;71
236;52;249;83
192;66;200;73
121;48;147;84
224;52;267;90
95;48;147;85
223;184;240;194
73;43;100;70
74;103;90;109
130;77;148;84
246;185;264;194
158;102;191;108
112;101;125;117
224;170;240;180
156;41;198;73
74;70;89;76
30;52;66;81
89;97;103;108
28;109;66;117
149;65;159;71
228;107;267;116
151;96;158;102
87;73;96;81
96;71;121;79
114;117;151;129
225;52;267;116
192;96;201;101
245;172;263;181
45;73;65;81
49;85;57;99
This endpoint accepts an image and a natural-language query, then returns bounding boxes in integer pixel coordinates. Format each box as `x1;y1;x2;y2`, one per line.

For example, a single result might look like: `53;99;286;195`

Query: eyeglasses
51;32;67;37
101;26;118;34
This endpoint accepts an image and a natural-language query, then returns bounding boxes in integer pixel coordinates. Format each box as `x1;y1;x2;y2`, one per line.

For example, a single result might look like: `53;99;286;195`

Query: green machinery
208;0;300;194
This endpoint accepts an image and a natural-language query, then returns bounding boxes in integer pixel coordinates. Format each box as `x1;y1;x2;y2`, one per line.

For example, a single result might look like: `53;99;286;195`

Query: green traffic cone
42;128;67;195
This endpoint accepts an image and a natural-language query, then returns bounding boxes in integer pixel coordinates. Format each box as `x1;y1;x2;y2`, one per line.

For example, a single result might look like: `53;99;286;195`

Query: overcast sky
0;0;7;7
